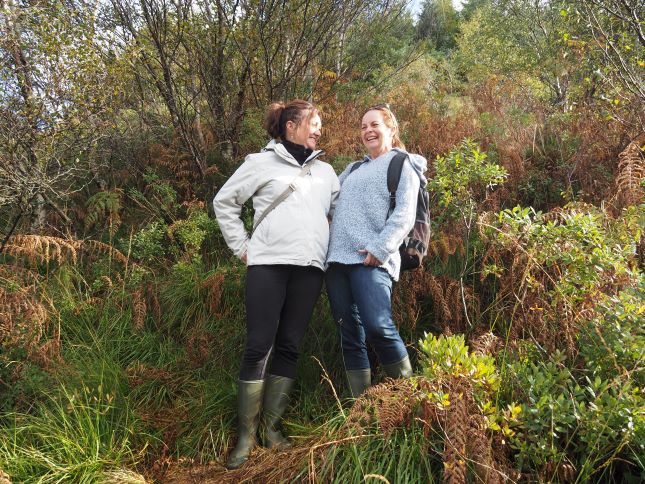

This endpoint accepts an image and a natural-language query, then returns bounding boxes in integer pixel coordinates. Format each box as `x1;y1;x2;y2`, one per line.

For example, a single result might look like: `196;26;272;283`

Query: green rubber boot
382;356;413;379
346;368;371;398
261;374;295;450
226;379;264;470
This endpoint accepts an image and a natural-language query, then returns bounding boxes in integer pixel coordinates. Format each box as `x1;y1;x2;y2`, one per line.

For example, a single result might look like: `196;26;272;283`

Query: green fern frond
85;189;124;236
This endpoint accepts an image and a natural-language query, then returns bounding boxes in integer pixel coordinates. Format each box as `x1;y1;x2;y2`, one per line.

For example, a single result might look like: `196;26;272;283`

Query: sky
409;0;465;17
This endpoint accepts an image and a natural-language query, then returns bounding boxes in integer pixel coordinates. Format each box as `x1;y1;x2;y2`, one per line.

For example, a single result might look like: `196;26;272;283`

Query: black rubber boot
382;356;413;379
226;379;264;470
261;374;295;449
346;368;371;398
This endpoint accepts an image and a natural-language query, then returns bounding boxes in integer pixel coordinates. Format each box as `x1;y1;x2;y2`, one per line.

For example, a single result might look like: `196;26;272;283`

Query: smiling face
361;109;394;159
286;112;322;150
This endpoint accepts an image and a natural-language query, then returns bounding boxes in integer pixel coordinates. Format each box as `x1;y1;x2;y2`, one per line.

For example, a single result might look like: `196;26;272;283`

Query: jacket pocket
248;214;272;258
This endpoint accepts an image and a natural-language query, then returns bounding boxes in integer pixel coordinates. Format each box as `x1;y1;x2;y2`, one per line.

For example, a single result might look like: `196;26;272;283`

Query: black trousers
240;264;324;381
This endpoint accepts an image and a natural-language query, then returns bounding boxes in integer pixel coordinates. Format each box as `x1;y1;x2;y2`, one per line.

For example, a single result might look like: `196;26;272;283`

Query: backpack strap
386;152;408;214
349;160;366;173
350;153;407;215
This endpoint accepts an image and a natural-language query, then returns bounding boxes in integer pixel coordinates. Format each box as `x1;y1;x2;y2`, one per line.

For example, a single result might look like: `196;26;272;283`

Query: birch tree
0;0;124;242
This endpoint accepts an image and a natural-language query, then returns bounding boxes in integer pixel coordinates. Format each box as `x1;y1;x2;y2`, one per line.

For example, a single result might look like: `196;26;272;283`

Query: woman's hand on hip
358;249;381;267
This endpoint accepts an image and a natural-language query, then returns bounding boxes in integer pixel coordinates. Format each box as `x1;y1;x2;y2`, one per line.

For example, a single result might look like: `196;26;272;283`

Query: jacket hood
263;139;324;165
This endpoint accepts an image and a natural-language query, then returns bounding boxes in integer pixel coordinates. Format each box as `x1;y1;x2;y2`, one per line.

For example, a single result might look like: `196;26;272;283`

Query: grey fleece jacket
325;148;428;280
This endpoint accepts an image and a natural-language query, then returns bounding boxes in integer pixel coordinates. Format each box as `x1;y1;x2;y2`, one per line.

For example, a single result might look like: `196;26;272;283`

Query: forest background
0;0;643;482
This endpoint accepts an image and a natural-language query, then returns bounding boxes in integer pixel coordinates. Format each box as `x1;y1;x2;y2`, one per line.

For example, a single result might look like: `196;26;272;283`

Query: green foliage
0;361;50;415
457;0;573;104
1;0;643;480
561;1;645;110
127;172;180;224
342;10;418;90
128;175;217;264
236;107;268;158
416;0;459;51
131;221;167;263
419;333;499;392
0;0;128;230
429;139;508;223
167;205;218;256
577;282;645;477
580;283;645;388
459;0;490;21
505;351;579;468
493;204;640;305
0;254;246;476
507;329;643;480
172;378;236;462
486;204;644;479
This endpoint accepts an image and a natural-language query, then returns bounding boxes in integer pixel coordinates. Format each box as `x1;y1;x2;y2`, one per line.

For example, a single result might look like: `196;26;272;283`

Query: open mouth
365;136;378;142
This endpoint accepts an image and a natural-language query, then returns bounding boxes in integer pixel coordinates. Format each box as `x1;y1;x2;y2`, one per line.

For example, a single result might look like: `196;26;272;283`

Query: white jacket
213;140;340;270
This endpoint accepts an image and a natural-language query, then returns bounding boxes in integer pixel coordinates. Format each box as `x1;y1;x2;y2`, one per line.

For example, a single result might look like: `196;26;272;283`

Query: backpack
350;152;430;271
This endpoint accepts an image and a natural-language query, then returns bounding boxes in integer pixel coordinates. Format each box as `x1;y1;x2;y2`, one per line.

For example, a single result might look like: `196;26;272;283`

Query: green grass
314;427;440;483
0;375;148;483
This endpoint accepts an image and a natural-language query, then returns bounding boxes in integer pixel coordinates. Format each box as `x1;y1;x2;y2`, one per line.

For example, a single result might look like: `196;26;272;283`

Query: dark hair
264;99;318;140
363;103;406;150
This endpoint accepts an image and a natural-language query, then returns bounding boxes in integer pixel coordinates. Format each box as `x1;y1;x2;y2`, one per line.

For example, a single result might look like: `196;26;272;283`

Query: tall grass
0;376;147;482
314;425;440;483
0;255;249;481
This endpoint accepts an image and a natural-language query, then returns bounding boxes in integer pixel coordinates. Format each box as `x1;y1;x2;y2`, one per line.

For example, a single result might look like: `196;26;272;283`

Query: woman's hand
358;249;381;267
240;252;248;264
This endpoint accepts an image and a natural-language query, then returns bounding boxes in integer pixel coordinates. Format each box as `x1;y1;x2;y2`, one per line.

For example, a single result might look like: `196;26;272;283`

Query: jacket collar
263;139;324;166
363;147;406;162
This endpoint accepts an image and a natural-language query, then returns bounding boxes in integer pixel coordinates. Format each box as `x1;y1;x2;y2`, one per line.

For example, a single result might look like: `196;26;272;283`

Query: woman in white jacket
213;100;339;469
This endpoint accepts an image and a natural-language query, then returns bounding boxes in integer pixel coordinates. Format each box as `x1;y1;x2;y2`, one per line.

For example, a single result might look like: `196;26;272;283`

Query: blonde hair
265;100;318;140
363;104;405;150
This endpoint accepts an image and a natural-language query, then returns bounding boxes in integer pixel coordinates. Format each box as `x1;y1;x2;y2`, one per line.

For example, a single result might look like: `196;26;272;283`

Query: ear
285;120;297;133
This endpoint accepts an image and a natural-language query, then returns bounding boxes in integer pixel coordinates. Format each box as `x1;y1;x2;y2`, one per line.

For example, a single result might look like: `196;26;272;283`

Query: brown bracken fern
0;468;11;484
2;235;128;267
441;377;469;484
132;288;147;331
0;281;55;368
81;239;129;265
427;234;465;264
1;235;132;372
149;142;198;197
3;235;78;265
615;141;645;209
199;272;226;317
397;271;480;334
345;378;419;436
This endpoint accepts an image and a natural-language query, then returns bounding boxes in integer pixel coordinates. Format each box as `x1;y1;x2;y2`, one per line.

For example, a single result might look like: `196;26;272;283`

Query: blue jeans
325;263;409;370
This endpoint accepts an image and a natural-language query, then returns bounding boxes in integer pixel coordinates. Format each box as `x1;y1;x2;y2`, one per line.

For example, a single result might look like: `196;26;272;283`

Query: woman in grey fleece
325;104;427;397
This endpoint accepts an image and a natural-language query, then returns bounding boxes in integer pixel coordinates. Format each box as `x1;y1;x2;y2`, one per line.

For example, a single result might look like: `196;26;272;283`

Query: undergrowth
0;140;643;483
